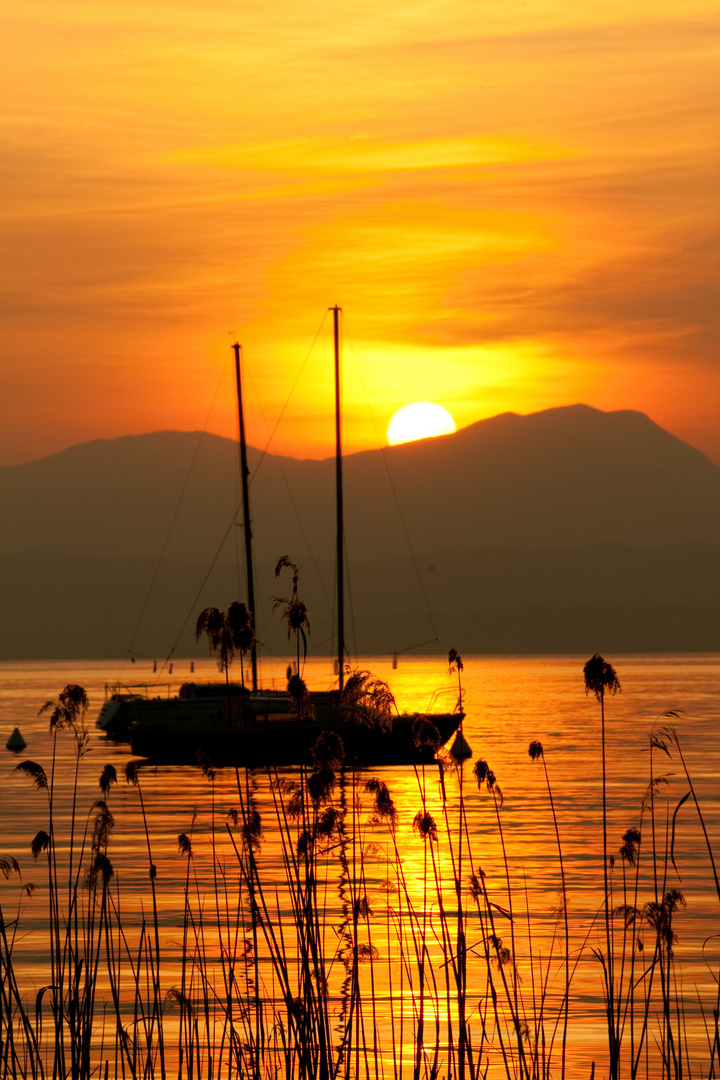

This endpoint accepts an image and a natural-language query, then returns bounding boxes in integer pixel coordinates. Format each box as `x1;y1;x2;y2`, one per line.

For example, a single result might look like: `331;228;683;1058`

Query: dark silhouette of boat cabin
97;681;463;767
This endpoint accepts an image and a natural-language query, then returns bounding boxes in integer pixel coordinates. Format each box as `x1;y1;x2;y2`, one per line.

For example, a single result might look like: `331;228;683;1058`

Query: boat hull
129;709;463;768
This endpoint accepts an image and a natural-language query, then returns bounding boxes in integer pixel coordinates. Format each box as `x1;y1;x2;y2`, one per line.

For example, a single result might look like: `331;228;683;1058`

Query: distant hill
1;405;718;659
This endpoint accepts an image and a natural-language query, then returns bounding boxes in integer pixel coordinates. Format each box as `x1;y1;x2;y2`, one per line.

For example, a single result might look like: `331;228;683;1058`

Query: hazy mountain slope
1;544;717;660
1;405;718;563
1;405;718;658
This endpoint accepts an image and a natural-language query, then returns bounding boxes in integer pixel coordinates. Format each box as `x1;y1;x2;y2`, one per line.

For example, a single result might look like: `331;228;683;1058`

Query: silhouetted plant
311;730;344;769
660;716;720;904
273;556;310;674
448;648;464;708
584;652;621;1080
286;672;316;722
39;682;89;733
412;714;442;752
340;667;395;730
529;738;570;1079
196;600;255;689
3;671;717;1080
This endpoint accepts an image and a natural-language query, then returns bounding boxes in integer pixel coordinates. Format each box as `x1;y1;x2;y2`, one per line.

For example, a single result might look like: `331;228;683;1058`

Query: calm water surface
1;653;718;1077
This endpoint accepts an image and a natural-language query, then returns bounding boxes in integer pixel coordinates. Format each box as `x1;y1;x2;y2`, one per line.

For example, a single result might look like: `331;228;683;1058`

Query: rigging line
155;503;241;681
122;347;234;675
243;323;334;618
395;638;441;655
343;530;359;664
154;319;331;683
247;310;331;479
342;314;441;649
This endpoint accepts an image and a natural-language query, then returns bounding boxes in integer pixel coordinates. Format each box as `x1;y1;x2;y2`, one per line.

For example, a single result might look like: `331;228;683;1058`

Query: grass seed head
316;806;340;838
488;934;512;967
242;810;263;851
0;855;20;878
285;787;304;820
412;715;441;751
413;811;438;842
226;601;255;653
178;833;193;857
620;827;641;864
615;903;639;927
91;801;115;850
311;730;344;768
528;740;544;761
341;669;395;731
307;764;337;805
473;759;503;804
195;750;217;780
99;764;117;795
86;854;114;888
583;654;621;702
354;943;379;964
354;896;372;919
287;675;316;721
31;830;50;859
15;760;48;790
448;649;464;673
165;987;193;1015
297;829;314;856
469;873;484;900
365;779;398;828
40;684;89;732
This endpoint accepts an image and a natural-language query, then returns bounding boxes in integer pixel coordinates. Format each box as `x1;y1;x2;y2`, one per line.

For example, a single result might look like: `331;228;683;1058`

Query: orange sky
2;0;719;465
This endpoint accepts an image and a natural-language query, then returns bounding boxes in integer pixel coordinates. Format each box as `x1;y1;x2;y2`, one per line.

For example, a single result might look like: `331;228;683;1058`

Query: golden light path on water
1;654;718;1078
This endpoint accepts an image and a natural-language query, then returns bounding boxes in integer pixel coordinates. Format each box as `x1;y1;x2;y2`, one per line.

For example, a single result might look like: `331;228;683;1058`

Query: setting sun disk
387;402;457;446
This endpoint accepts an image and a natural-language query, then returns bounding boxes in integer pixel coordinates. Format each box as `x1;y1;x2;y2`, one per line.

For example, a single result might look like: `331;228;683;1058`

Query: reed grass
1;656;718;1080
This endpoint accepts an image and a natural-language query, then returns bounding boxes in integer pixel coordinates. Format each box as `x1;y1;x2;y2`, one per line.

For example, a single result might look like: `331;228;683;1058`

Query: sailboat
99;309;464;766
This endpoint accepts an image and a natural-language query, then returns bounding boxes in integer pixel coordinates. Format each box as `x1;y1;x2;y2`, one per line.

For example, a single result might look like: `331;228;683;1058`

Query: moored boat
112;310;466;767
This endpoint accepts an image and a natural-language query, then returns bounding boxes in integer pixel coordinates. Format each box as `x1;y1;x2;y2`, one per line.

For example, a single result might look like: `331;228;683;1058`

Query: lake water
1;653;718;1078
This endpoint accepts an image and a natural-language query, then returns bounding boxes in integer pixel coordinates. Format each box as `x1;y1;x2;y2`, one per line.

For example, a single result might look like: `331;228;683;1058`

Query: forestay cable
342;314;441;652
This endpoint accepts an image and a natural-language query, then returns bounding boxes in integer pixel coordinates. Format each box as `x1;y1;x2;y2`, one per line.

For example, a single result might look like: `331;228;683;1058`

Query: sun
387;402;457;446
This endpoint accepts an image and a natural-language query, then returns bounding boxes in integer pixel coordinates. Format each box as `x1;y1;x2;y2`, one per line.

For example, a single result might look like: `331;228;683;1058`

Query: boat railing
424;686;464;714
103;681;174;701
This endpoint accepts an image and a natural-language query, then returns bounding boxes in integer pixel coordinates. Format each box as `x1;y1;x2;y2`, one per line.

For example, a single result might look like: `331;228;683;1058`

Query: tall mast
232;342;258;692
331;306;344;692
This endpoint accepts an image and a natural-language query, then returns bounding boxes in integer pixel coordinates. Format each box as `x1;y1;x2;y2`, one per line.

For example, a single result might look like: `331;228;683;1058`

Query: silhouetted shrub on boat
196;600;255;688
340;667;395;730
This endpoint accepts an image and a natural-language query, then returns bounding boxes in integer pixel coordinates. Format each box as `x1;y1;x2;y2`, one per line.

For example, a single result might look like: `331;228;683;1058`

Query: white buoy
6;727;26;751
451;730;472;760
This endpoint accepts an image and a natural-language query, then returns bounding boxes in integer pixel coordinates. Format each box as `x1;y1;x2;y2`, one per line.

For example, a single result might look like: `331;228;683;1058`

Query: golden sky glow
2;0;719;464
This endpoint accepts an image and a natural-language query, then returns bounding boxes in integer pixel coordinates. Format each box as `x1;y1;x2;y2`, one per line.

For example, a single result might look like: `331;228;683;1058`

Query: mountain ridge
1;404;718;560
7;403;715;471
2;404;718;657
